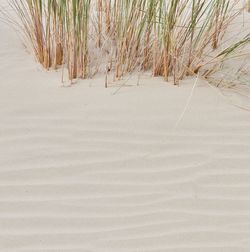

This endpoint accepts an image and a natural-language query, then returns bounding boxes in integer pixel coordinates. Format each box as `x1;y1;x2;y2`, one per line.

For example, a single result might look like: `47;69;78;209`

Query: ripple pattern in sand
0;95;250;252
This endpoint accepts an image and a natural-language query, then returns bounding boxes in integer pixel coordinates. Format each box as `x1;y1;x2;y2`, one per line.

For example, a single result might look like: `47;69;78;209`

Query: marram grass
10;0;250;85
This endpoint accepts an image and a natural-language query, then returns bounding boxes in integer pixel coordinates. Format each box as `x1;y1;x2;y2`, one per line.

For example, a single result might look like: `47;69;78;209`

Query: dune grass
9;0;250;85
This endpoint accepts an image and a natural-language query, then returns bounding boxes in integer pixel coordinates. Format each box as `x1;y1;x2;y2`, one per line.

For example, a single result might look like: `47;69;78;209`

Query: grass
9;0;250;85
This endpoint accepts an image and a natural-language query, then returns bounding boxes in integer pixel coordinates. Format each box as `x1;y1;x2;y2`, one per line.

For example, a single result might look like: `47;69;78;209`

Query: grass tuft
9;0;250;84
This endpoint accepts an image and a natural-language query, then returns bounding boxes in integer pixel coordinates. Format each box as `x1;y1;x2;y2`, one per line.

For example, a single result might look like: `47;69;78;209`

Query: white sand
1;2;250;252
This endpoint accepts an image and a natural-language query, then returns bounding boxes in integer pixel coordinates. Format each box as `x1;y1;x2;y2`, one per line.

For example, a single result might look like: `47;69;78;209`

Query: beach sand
0;1;250;251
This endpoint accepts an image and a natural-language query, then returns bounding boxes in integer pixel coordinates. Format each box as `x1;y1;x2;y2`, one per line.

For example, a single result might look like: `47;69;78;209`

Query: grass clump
10;0;250;85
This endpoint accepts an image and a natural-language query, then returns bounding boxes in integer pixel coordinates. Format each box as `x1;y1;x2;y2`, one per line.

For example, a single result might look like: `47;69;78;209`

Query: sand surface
1;2;250;251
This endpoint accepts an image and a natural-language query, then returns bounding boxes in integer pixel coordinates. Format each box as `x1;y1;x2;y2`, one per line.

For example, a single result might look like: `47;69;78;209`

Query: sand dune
1;2;250;252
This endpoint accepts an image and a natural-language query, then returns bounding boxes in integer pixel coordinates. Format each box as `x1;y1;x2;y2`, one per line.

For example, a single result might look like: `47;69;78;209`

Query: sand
1;1;250;252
